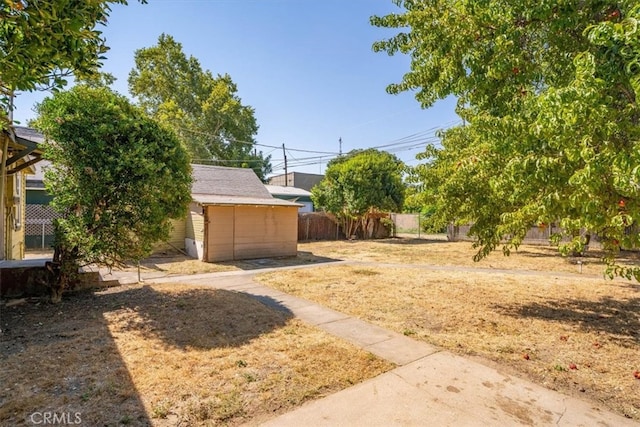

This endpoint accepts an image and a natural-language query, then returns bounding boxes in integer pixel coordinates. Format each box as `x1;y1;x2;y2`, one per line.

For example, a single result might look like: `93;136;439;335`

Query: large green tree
34;85;192;302
0;0;142;127
128;34;272;181
373;1;640;278
312;149;405;238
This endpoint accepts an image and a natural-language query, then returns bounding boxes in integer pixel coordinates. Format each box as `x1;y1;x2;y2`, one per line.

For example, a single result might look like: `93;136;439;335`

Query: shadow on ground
0;284;292;425
221;251;342;271
370;237;451;246
493;295;640;346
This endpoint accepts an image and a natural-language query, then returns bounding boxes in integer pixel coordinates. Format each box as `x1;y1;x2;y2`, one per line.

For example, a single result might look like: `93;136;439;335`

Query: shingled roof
191;164;300;207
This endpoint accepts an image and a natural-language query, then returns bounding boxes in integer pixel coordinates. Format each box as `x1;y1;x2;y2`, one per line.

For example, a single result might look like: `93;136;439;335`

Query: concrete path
135;268;640;427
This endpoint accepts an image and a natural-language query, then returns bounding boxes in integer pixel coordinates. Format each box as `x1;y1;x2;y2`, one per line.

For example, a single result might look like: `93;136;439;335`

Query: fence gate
25;204;59;250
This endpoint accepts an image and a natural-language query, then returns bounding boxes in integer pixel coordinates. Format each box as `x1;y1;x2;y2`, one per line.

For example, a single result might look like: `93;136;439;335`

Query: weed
242;372;257;383
151;400;172;419
352;269;380;276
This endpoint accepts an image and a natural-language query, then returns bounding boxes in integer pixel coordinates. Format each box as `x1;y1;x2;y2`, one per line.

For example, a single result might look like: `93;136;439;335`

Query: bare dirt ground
256;239;640;421
0;283;392;426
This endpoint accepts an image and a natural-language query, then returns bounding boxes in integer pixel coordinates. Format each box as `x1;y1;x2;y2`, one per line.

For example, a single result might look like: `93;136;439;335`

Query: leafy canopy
0;0;143;127
312;149;405;238
373;1;640;278
128;34;272;181
33;85;192;269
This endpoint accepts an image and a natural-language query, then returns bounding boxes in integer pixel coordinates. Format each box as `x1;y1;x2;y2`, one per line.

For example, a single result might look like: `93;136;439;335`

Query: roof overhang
4;127;45;175
192;194;302;207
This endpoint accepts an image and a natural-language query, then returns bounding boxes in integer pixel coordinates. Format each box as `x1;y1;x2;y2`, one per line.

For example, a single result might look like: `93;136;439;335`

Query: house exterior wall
3;172;26;259
204;205;298;262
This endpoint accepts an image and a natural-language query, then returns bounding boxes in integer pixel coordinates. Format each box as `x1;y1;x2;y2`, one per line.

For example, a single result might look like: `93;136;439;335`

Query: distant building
265;185;313;212
268;172;323;192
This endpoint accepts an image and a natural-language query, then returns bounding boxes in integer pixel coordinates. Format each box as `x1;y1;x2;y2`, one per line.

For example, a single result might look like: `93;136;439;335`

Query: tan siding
186;203;205;241
4;172;26;259
233;206;298;259
206;206;235;261
154;218;186;252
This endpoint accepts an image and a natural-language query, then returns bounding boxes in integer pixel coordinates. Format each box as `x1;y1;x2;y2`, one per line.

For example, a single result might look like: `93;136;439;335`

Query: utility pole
282;143;288;186
339;137;342;156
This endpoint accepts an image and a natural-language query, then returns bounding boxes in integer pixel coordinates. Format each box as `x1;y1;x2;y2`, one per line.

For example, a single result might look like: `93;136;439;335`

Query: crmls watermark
28;412;82;425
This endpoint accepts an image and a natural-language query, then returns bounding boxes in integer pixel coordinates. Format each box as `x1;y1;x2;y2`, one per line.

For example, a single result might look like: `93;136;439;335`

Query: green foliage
128;34;271;181
373;2;640;277
312;149;405;238
0;0;143;128
33;85;192;271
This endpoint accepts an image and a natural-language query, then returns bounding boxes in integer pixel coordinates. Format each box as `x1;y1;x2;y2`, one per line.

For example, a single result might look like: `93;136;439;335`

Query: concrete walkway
138;268;638;426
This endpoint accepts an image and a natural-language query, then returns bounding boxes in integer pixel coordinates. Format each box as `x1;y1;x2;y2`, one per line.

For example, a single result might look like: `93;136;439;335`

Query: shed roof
192;164;272;198
191;164;300;207
192;194;301;207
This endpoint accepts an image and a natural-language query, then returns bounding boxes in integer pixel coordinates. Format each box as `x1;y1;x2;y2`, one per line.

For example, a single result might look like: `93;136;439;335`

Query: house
265;185;314;212
1;126;44;260
268;172;323;192
177;165;301;262
25;160;57;250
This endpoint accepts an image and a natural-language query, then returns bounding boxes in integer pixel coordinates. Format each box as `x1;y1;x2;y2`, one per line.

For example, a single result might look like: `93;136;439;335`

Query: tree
33;85;192;302
372;2;640;278
128;34;272;181
0;0;143;128
312;149;405;238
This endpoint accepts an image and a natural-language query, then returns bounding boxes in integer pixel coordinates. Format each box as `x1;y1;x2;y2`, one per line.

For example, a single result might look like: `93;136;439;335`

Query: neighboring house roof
14;126;46;145
264;185;312;198
26;159;50;190
191;164;300;207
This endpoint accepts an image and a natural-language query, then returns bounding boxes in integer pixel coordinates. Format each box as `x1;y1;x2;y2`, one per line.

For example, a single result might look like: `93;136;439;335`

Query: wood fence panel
298;212;344;241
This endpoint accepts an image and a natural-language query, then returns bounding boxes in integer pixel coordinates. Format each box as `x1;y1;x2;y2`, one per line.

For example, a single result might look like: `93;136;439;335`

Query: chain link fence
25;204;59;250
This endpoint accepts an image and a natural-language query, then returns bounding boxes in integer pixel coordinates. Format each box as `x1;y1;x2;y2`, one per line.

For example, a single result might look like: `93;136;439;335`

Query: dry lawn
257;240;640;421
0;283;392;426
298;238;640;276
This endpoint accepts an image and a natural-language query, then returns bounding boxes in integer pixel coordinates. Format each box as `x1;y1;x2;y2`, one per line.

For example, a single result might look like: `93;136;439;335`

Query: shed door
206;206;234;262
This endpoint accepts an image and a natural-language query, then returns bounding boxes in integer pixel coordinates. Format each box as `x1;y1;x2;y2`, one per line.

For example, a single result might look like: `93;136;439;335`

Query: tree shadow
222;251;342;271
374;237;452;245
492;296;640;346
98;285;293;349
0;284;293;425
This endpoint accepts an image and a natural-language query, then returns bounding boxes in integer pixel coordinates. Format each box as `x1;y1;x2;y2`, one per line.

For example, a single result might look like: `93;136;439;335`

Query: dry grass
257;254;640;420
298;238;640;276
0;283;392;426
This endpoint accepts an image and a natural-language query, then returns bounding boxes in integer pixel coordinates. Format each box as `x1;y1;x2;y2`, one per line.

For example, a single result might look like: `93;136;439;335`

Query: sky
11;0;461;176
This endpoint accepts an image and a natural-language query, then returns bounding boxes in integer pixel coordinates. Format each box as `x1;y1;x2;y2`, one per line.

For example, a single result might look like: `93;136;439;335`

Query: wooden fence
298;212;344;241
298;212;392;241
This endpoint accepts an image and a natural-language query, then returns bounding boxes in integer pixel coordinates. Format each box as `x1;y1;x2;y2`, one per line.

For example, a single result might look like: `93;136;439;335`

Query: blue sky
12;0;460;176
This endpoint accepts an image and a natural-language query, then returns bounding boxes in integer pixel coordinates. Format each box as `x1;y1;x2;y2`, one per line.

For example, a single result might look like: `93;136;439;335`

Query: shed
184;165;301;262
